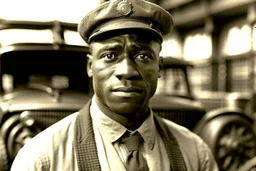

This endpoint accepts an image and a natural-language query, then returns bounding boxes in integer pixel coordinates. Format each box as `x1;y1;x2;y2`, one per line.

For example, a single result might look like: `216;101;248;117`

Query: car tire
0;114;40;163
236;156;256;171
196;114;256;171
0;136;9;171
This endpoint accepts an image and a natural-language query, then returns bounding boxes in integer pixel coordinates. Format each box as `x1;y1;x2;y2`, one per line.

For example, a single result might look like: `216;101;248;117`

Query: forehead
90;33;161;50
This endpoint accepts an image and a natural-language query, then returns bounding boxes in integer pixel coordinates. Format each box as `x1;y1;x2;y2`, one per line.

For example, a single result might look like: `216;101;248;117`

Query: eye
135;54;152;62
102;53;117;62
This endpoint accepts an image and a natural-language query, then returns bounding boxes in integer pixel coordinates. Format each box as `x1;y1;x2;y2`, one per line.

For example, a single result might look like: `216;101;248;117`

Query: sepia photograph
0;0;256;171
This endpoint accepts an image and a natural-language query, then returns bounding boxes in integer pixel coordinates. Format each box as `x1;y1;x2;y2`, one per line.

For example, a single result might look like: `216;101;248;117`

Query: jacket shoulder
155;116;219;171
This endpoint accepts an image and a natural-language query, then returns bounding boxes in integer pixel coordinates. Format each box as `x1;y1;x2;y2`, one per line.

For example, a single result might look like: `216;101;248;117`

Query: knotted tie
121;132;149;171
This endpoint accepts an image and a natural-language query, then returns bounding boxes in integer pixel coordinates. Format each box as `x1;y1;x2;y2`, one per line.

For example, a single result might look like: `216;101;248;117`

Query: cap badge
117;0;133;16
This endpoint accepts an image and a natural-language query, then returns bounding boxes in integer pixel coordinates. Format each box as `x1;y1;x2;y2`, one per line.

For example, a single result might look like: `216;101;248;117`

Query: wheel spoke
222;155;233;169
230;157;240;170
219;136;229;146
241;134;253;143
217;123;256;170
244;141;255;149
230;125;237;137
245;148;256;158
218;146;228;159
237;126;246;136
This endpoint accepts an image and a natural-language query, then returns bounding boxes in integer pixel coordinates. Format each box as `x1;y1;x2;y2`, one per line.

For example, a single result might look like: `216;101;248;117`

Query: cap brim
88;19;163;43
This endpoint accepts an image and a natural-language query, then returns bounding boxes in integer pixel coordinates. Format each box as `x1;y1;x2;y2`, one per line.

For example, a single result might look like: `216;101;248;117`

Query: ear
87;54;93;77
158;56;163;78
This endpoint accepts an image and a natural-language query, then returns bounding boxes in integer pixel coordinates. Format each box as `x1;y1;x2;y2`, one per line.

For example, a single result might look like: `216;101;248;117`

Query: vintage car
150;56;256;171
0;20;92;171
0;20;256;171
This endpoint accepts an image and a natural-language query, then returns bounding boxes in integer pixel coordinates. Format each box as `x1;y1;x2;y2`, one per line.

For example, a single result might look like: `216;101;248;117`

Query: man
11;0;219;170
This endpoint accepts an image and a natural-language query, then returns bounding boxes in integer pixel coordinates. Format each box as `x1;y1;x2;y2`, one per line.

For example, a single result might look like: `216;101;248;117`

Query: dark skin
87;33;163;130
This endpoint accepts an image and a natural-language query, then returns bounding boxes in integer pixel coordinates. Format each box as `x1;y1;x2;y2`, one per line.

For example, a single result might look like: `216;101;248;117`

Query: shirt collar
137;108;156;150
90;95;156;150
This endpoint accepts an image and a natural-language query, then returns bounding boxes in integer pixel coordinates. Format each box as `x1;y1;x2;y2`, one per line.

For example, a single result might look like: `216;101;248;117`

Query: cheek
92;63;115;88
142;67;159;89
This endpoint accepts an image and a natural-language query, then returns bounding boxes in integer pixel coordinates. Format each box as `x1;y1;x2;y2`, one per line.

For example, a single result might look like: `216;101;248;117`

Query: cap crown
78;0;173;43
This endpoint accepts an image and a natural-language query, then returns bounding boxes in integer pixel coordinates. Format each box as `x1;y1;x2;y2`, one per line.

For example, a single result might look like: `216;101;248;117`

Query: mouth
113;87;142;93
111;87;142;97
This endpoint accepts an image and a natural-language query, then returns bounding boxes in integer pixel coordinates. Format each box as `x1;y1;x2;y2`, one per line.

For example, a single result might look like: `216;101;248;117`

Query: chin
110;103;144;115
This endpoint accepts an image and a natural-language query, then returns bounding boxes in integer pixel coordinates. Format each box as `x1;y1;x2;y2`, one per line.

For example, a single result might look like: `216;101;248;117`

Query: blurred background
2;0;254;111
0;0;255;103
1;0;256;170
0;0;99;22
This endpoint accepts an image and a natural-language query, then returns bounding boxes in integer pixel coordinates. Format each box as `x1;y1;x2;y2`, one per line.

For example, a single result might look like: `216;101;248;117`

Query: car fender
193;107;254;133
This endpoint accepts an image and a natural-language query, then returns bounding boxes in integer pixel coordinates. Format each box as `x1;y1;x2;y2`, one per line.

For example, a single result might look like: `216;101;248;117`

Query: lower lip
112;91;141;97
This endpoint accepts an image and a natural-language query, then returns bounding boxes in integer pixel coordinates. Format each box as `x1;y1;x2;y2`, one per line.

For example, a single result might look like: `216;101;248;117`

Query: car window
157;67;189;97
0;50;89;94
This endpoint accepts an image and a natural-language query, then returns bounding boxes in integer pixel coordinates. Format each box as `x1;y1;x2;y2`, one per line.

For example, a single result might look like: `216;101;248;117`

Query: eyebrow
95;36;156;53
129;42;154;52
98;43;122;52
99;43;154;54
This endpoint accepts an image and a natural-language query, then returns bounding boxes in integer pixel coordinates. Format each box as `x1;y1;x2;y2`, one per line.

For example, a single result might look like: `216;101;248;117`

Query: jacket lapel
74;101;101;171
154;115;187;171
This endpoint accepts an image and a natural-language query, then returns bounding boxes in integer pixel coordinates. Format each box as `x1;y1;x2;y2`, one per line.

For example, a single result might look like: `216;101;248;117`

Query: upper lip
112;87;142;93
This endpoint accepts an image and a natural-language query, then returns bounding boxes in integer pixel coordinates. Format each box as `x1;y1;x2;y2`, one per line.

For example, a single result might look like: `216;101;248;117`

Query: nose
114;57;139;80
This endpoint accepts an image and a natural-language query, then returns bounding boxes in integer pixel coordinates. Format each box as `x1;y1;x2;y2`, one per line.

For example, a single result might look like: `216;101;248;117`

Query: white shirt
90;97;170;171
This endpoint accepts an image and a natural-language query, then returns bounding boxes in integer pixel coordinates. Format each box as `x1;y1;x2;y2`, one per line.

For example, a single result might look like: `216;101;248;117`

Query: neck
95;97;149;130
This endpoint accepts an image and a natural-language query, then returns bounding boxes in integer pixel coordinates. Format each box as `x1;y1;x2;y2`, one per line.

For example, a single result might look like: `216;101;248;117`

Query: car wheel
0;114;40;162
196;114;256;171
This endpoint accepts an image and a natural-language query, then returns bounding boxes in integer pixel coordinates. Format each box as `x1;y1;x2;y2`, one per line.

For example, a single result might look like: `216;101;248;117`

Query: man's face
88;34;162;115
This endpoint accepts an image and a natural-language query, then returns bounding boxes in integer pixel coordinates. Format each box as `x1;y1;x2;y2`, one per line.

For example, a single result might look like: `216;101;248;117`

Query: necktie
121;132;149;171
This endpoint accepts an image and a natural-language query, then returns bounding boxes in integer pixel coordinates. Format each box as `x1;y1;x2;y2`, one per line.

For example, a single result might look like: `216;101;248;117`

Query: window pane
222;24;251;55
64;30;88;46
156;68;188;96
160;31;182;58
230;58;250;92
0;29;53;46
183;33;212;60
253;25;256;50
188;65;211;92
